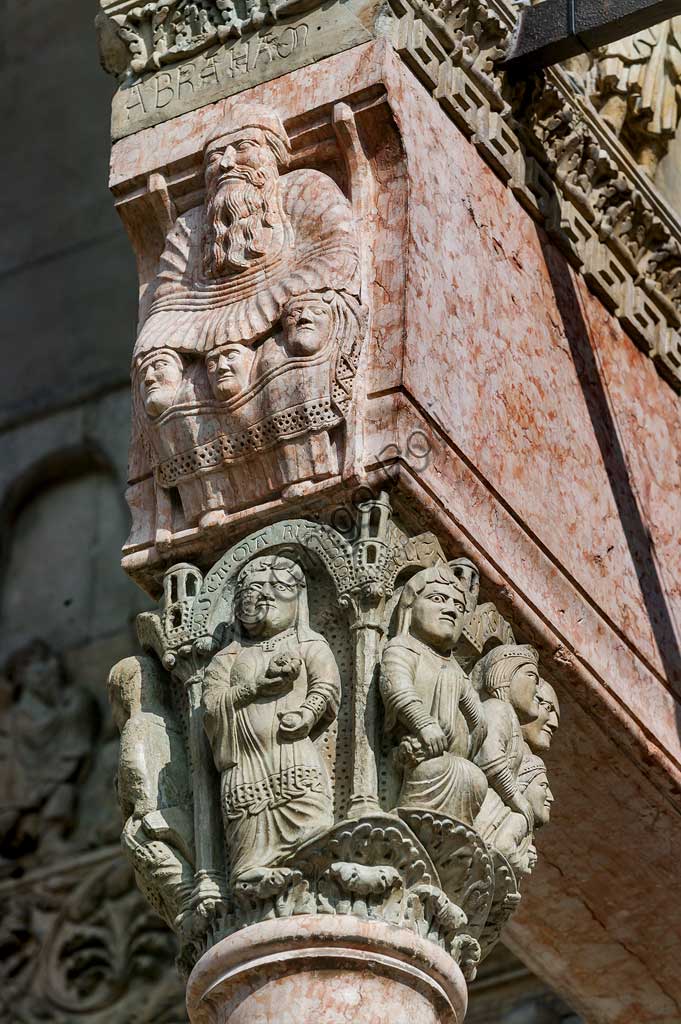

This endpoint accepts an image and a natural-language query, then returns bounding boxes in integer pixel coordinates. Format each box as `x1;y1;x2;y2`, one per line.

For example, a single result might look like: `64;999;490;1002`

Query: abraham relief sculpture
108;500;561;978
379;561;489;827
202;556;340;889
129;102;367;548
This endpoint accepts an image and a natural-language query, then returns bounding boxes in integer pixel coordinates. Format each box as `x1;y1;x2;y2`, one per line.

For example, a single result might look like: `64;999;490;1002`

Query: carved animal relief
109;496;560;978
123;101;369;567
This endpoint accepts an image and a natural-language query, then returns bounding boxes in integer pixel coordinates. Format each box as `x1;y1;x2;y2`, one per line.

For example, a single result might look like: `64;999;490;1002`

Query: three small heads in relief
135;289;338;423
134;103;343;423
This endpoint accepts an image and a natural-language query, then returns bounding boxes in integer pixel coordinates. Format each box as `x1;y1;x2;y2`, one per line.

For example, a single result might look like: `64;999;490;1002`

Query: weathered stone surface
105;42;681;1022
1;1;136;431
109;0;373;138
186;915;468;1024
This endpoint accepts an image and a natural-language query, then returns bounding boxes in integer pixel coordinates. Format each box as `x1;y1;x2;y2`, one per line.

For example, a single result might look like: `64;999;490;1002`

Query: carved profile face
524;770;554;827
138;350;184;418
203;127;286;276
283;296;334;356
508;660;541;724
236;568;299;639
205;344;254;401
522;679;560;752
410;580;468;655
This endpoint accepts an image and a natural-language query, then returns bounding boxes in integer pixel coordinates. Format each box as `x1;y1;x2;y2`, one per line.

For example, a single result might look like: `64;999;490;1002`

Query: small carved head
397;561;479;655
137;349;184;418
473;644;541;724
234;556;306;640
107;656;165;731
282;292;335;357
205;343;254;401
522;678;560;752
5;640;62;702
518;754;554;828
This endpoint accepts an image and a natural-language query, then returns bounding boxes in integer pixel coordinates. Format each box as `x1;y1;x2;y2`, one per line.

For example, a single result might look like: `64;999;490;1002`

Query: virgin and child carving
128;102;367;543
108;506;560;973
202;556;340;886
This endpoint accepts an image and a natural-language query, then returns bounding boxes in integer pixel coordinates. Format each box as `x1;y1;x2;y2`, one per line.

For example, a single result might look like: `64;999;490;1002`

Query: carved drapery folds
109;496;560;980
124;101;369;565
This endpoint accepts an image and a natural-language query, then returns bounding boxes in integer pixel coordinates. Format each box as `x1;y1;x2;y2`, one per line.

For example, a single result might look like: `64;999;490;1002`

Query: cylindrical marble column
186;915;468;1024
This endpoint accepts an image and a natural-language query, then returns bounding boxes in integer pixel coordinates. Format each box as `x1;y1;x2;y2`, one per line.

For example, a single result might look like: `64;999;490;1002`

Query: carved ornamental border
387;0;681;391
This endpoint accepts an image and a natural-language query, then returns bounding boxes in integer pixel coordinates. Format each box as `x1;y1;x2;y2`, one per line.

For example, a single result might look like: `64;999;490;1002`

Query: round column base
186;914;468;1024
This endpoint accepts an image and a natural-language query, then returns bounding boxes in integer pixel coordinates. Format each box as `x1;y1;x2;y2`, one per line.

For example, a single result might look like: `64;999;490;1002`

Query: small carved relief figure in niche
593;17;681;173
108;655;194;929
522;678;560;754
202;556;340;887
379;560;489;827
493;754;554;878
0;642;98;868
204;343;255;401
138;348;185;418
472;646;542;842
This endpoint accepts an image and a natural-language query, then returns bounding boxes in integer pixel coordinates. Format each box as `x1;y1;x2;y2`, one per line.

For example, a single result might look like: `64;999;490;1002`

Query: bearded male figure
380;560;489;827
127;103;366;544
202;117;292;277
202;556;340;886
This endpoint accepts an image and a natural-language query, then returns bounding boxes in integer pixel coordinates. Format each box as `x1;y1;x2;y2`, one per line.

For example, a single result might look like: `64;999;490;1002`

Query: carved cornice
386;0;681;391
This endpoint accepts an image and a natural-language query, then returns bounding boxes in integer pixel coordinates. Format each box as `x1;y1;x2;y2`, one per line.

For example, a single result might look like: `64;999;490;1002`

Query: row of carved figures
108;512;560;973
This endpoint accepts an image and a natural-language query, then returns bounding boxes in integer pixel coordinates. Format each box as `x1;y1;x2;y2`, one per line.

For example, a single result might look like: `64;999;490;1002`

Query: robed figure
202;556;340;884
380;561;488;827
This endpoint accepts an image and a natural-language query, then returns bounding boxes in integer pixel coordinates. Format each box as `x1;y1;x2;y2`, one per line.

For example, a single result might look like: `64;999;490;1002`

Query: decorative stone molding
590;16;681;176
108;495;560;987
97;0;374;136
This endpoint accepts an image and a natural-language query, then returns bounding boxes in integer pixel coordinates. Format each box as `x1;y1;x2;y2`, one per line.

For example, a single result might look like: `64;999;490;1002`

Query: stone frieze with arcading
108;496;560;979
125;102;369;564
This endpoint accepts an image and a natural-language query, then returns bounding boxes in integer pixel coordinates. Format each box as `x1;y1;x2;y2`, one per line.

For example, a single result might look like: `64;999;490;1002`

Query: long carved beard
203;169;285;276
